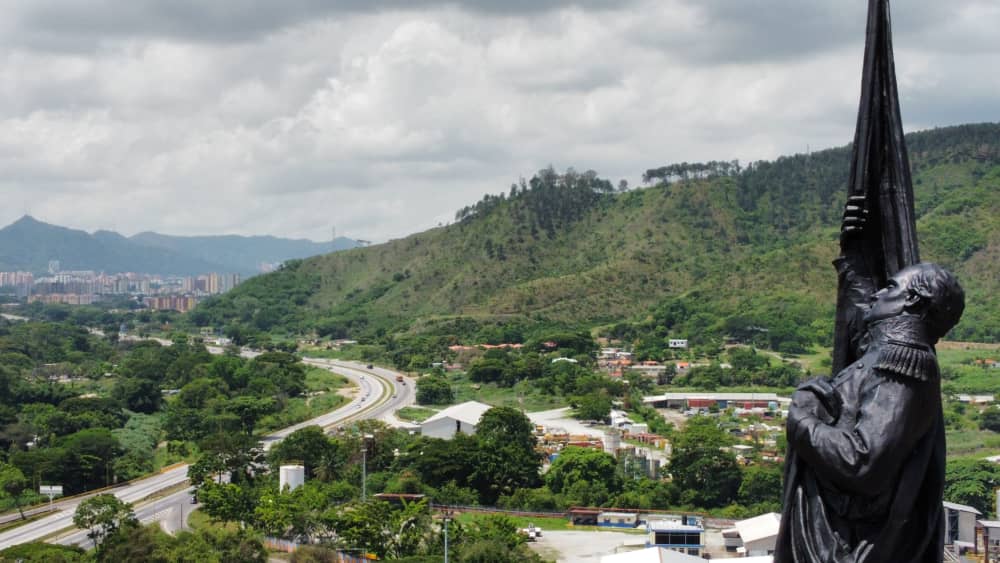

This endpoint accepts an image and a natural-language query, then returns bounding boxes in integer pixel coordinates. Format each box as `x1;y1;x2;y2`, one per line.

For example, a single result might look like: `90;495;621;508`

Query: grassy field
946;429;1000;458
396;406;438;423
936;343;1000;394
454;512;646;534
305;366;351;392
187;509;240;533
449;372;567;411
257;367;352;431
793;346;833;374
152;441;199;471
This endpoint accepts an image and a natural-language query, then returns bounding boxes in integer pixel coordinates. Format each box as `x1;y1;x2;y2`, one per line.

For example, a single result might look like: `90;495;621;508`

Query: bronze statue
774;1;966;562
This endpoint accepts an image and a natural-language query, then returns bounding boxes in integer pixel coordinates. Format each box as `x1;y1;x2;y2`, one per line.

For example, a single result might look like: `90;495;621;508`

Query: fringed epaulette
873;339;939;381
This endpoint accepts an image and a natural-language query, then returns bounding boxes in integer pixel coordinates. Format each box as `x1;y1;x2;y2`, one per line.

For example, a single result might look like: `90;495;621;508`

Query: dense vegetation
188;411;547;561
185;407;782;559
0;317;328;509
194;123;1000;362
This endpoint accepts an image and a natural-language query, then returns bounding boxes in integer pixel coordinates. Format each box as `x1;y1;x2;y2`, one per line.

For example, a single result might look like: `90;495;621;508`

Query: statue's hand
796;377;843;421
788;379;842;447
840;195;869;252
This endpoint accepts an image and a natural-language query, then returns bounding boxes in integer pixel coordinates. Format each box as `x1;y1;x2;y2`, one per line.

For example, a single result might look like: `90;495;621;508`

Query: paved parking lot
527;531;644;562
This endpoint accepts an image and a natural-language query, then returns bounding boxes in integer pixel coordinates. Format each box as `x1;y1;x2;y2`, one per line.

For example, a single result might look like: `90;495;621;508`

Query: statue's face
865;265;922;323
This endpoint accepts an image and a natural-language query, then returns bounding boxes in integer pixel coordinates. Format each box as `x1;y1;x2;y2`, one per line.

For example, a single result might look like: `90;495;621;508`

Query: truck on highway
396;375;404;382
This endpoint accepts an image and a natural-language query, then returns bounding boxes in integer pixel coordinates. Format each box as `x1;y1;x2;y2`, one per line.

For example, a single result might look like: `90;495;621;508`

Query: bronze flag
832;0;920;375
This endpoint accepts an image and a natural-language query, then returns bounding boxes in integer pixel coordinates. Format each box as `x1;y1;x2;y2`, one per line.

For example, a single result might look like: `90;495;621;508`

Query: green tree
545;447;622;497
191;432;264;486
945;457;1000;516
0;543;87;562
269;426;343;480
60;428;124;492
477;407;536;452
980;407;1000;432
401;435;478;490
738;463;783;508
572;391;612;421
224;395;275;435
668;416;742;508
0;462;30;520
472;408;541;504
324;499;432;559
291;545;341;563
467;358;509;385
98;524;167;563
459;515;545;562
72;494;138;551
112;376;162;414
196;481;260;525
416;375;454;405
202;526;268;562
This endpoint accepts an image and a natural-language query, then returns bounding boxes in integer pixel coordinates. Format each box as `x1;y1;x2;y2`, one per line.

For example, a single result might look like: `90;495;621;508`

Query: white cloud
0;0;996;242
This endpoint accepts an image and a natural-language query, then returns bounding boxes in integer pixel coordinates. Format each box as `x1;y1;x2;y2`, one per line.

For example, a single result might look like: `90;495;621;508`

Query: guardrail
0;462;189;520
429;503;566;519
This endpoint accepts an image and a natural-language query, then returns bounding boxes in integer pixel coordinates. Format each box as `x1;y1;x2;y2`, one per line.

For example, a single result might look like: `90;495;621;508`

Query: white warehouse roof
643;392;790;404
734;512;781;544
601;547;704;563
943;501;982;515
422;401;492;426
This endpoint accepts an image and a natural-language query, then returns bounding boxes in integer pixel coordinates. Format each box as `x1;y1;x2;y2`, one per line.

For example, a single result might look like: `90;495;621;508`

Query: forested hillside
195;123;1000;350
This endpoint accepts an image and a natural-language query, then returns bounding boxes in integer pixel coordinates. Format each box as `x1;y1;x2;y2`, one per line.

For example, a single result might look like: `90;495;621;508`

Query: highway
56;487;197;548
0;464;190;550
0;355;415;551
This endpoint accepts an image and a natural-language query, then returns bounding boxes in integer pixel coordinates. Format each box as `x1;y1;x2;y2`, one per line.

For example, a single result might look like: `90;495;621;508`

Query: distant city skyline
1;1;997;242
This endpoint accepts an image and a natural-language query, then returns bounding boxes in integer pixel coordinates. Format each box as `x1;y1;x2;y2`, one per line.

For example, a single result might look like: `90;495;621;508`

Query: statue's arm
834;196;877;355
787;376;935;496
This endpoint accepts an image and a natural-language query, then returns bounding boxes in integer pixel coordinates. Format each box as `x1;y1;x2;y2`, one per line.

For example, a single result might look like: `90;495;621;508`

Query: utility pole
443;511;452;563
361;433;374;501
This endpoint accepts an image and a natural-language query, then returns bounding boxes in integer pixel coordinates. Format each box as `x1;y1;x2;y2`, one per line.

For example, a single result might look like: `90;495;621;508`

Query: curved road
0;356;415;550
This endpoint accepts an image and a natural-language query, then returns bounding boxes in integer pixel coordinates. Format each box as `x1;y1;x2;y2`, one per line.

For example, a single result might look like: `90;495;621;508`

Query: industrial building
643;392;789;410
646;516;704;557
722;512;780;557
420;401;492;439
943;500;980;553
598;512;640;528
601;546;704;563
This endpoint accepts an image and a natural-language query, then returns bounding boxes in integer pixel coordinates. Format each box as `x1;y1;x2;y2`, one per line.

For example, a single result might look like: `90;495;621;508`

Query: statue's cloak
773;350;946;562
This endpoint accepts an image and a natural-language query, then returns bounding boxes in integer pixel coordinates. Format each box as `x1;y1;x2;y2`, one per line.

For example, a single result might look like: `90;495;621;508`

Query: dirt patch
658;408;689;430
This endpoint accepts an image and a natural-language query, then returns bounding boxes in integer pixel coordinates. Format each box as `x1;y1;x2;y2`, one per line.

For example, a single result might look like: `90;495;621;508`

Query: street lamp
361;433;374;501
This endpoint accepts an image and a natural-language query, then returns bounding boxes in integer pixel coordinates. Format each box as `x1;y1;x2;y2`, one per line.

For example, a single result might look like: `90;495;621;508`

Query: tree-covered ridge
195;122;1000;347
455;166;616;230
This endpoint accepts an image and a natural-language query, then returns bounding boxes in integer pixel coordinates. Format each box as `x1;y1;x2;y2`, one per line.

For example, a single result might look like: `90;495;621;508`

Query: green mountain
195;123;1000;346
0;217;358;276
129;232;358;275
0;216;221;276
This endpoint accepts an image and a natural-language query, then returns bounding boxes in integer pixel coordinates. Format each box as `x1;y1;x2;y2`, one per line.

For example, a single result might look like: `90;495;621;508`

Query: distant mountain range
0;216;359;276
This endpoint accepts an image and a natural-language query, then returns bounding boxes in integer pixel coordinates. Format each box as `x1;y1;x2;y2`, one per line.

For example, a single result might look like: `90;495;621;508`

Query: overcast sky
1;1;997;242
